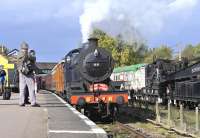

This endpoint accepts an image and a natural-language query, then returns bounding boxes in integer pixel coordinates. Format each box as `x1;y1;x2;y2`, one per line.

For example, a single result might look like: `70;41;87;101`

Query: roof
52;60;65;71
113;64;146;73
36;62;57;70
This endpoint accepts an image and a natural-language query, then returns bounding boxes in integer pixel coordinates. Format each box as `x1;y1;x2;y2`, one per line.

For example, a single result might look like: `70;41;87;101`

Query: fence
155;101;200;137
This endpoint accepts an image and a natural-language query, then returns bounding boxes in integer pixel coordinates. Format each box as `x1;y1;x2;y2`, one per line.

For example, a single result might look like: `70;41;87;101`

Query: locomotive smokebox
88;37;98;48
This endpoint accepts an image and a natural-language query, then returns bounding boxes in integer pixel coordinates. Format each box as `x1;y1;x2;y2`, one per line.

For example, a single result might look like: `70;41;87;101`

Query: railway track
115;121;151;138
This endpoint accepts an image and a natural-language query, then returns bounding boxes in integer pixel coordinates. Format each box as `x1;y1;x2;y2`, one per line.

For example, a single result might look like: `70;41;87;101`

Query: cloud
0;0;84;62
0;0;83;24
79;0;198;42
168;0;197;11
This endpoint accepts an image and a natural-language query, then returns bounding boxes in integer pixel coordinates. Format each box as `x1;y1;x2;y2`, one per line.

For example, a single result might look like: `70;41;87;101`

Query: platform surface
0;90;107;138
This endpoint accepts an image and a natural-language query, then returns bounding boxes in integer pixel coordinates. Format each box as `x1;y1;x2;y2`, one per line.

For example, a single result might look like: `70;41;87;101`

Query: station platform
0;90;107;138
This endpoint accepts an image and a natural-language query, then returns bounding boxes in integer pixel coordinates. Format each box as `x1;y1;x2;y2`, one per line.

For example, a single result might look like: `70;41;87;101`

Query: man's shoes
25;101;31;104
19;104;25;107
31;103;40;107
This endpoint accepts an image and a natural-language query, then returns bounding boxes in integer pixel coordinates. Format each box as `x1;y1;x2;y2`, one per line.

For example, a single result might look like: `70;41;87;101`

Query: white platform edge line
49;130;106;134
50;92;106;134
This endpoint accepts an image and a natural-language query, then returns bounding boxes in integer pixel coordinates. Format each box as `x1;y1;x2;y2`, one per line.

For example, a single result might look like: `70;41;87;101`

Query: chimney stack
88;37;98;48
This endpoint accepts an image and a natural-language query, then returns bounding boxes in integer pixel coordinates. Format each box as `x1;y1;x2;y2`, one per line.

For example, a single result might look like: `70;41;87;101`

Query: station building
111;64;146;91
0;46;16;87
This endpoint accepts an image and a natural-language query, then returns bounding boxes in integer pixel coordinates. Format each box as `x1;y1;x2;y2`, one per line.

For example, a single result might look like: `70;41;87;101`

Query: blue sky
0;0;200;62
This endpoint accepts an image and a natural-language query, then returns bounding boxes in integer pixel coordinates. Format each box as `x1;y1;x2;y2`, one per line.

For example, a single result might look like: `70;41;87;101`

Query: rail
115;121;151;138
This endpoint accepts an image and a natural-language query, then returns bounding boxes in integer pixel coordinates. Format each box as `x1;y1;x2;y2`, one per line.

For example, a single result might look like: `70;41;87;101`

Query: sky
0;0;200;62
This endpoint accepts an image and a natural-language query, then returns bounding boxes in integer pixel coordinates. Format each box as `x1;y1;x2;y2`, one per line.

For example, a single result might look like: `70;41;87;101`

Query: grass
148;103;200;136
98;123;132;138
97;103;200;138
132;122;178;138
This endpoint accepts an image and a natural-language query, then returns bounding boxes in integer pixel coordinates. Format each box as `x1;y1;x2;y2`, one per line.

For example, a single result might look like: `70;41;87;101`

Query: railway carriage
52;61;65;94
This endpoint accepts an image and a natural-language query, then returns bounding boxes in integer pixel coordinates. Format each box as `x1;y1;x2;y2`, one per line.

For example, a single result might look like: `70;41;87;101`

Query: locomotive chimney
88;37;98;48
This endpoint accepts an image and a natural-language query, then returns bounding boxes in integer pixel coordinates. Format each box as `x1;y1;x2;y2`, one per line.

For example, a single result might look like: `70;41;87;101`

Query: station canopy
113;64;146;73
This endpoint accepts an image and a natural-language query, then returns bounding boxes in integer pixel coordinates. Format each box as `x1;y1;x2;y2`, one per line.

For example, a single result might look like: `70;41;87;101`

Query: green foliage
144;46;173;63
143;49;154;63
91;29;192;66
91;28;148;67
154;45;173;59
193;43;200;58
91;29;116;52
180;44;200;60
181;44;195;60
0;45;9;55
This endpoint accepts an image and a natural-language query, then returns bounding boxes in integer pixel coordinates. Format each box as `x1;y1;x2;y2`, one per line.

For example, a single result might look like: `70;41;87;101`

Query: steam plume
80;0;197;43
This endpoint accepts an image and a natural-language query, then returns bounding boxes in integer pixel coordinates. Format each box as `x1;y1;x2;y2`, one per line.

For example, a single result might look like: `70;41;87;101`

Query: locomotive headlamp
93;63;100;67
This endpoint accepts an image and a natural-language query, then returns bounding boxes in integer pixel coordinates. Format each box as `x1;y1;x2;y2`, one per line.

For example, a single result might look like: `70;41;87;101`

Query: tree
0;45;9;56
193;43;200;58
144;48;154;63
155;45;172;59
91;29;116;52
91;28;148;67
144;46;173;63
131;42;148;63
181;44;195;60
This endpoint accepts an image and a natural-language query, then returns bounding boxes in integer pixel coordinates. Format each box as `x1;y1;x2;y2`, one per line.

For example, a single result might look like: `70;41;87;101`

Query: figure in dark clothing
17;42;39;107
0;68;6;96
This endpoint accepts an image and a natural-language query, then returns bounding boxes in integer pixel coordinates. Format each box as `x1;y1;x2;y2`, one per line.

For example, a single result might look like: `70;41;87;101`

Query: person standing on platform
0;66;6;96
17;42;39;107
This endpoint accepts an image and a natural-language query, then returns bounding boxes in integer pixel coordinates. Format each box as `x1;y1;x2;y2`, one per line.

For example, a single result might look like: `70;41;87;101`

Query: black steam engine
145;57;200;107
64;38;128;119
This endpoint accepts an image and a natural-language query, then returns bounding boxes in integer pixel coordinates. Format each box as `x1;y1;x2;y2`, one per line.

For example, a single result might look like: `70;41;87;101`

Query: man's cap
20;42;29;50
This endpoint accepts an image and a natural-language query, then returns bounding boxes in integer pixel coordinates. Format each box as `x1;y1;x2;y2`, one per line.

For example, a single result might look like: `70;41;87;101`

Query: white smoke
79;0;198;43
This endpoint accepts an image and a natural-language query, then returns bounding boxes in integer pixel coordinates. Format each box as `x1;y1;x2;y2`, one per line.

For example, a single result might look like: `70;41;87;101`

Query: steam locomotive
42;38;128;119
142;57;200;107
